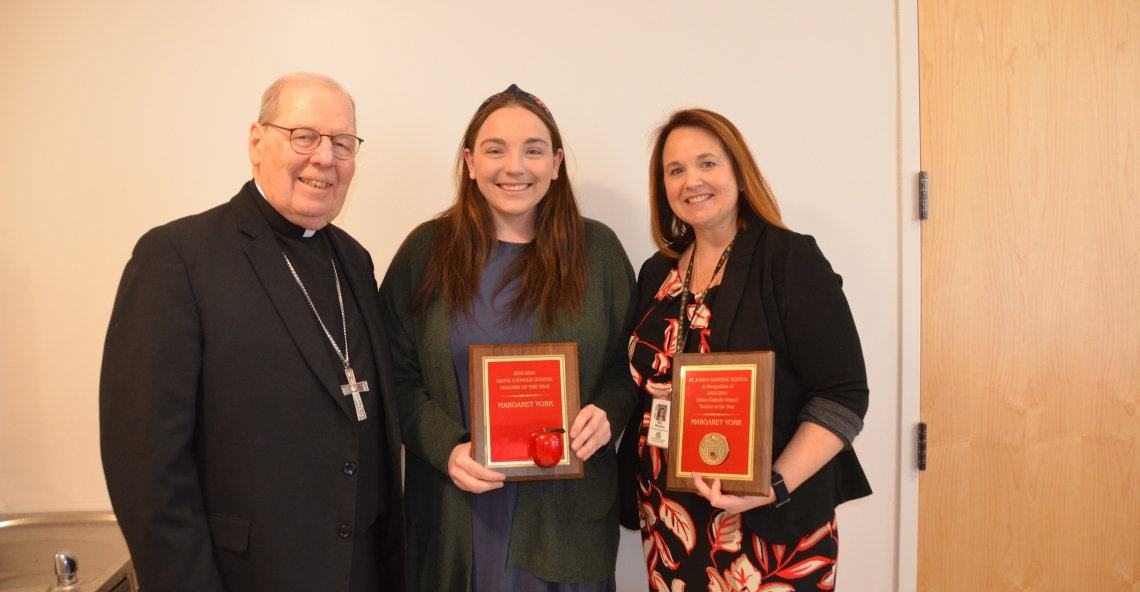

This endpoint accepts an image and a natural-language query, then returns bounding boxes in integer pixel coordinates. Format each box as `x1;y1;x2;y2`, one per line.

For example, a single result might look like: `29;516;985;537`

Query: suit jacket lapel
231;187;356;421
325;230;374;344
707;219;768;352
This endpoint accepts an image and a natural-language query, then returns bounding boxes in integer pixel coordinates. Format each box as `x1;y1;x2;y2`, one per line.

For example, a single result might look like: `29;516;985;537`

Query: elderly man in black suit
100;72;405;592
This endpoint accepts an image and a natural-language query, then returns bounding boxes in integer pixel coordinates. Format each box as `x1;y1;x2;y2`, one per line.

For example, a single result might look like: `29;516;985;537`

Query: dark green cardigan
378;218;640;591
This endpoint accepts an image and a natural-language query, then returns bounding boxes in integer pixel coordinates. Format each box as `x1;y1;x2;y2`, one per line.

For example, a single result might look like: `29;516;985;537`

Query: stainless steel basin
0;513;135;592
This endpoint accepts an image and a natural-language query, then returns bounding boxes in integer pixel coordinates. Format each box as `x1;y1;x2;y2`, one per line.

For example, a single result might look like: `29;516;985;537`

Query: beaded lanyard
674;237;736;354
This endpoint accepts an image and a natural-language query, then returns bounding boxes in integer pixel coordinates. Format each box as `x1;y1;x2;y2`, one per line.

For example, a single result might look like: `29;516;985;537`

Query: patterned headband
475;84;554;121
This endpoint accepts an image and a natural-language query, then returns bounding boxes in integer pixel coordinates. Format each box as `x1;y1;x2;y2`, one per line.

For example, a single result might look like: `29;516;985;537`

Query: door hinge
918;422;928;470
919;171;929;220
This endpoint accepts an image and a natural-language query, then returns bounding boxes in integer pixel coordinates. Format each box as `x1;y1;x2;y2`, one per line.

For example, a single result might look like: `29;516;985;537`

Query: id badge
646;399;671;449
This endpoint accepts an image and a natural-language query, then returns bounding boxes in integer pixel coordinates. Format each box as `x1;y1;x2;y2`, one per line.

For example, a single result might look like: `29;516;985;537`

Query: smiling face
463;106;564;241
248;83;356;230
661;126;740;237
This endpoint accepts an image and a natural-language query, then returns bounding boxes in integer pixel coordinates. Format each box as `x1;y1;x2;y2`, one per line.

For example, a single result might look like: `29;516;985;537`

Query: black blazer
100;182;406;591
618;217;872;543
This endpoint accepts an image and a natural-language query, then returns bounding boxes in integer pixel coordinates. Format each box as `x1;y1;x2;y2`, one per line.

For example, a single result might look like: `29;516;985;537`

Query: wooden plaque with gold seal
666;351;775;496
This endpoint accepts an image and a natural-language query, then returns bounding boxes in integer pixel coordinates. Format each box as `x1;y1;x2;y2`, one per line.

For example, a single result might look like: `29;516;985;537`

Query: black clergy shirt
251;191;387;528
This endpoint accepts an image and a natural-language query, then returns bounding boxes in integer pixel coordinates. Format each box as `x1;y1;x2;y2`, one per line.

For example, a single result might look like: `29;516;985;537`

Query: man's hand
448;442;506;493
568;404;610;459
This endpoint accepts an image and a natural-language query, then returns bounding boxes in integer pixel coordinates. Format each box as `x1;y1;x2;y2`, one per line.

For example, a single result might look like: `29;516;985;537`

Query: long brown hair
649;109;787;257
409;94;588;327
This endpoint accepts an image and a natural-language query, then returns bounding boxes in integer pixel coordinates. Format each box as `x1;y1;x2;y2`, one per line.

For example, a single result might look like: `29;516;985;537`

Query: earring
672;216;688;236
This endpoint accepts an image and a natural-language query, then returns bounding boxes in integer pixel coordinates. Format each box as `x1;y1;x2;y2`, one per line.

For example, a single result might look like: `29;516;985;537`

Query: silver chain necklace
282;253;368;421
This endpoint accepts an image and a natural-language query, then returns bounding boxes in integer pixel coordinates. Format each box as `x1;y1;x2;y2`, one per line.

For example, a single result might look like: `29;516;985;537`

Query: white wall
0;1;916;590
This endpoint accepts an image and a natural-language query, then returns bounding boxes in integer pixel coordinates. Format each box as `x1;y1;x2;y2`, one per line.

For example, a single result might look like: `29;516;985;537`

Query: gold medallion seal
699;433;730;465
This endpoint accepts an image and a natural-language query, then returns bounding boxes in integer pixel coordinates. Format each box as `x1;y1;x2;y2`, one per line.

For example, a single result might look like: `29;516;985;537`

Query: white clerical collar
254;181;316;238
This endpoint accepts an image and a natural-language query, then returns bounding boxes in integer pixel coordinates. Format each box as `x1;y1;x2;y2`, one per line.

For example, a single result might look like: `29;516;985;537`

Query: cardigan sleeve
779;234;869;440
579;223;641;443
377;229;469;474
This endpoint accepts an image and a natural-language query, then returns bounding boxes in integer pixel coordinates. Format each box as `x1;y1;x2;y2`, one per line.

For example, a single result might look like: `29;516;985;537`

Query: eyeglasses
262;122;363;160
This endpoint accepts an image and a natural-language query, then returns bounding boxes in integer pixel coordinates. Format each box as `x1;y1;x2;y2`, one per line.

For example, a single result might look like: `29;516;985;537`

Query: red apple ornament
529;428;566;468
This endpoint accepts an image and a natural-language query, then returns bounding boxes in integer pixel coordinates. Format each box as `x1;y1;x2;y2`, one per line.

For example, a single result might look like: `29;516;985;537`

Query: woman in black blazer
618;109;871;590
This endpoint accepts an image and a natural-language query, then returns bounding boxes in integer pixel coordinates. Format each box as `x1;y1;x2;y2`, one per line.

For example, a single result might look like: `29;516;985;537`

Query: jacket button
339;524;353;538
343;462;357;476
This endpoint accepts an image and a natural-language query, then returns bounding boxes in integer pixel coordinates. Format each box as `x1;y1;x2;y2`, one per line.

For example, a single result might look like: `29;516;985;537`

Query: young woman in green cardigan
378;85;640;592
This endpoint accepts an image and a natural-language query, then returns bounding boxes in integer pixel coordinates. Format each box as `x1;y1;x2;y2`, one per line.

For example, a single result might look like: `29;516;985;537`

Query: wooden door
917;0;1139;589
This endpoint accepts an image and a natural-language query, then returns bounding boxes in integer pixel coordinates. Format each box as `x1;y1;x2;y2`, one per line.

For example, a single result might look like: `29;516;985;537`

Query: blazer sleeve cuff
798;397;864;449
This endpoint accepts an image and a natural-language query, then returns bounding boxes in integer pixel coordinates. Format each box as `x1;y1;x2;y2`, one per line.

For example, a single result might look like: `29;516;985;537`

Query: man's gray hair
257;72;356;124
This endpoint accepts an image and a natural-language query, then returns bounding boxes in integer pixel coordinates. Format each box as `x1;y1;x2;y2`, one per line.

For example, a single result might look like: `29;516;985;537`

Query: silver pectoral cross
341;367;369;421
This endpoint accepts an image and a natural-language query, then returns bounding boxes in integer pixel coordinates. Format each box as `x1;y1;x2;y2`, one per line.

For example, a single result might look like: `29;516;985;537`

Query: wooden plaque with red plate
666;351;775;496
469;343;583;481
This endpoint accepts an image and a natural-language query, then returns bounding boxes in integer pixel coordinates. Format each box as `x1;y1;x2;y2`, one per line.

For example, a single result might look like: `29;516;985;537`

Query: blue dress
449;241;616;592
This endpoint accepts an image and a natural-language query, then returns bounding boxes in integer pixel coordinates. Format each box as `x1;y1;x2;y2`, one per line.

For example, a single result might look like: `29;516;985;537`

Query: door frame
896;0;922;590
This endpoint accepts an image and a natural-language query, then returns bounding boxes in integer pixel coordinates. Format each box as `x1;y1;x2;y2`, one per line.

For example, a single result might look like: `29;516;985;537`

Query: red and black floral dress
628;267;839;592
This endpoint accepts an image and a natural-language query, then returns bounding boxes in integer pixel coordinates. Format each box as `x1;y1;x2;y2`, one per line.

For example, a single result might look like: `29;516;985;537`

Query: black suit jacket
100;182;406;591
618;217;872;543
